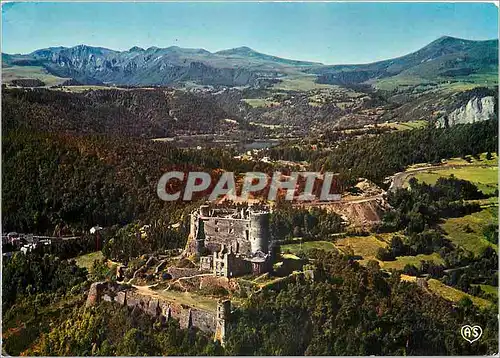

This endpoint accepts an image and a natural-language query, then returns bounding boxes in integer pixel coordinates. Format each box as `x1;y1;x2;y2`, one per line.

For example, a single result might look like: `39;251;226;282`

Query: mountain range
2;36;498;87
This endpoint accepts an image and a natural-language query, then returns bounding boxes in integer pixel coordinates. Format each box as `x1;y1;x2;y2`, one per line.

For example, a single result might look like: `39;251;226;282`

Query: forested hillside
2;129;270;234
2;88;240;138
225;251;498;355
4;250;497;356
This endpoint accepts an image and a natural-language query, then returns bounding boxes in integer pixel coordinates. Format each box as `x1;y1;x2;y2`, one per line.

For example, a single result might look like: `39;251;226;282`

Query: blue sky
2;2;498;64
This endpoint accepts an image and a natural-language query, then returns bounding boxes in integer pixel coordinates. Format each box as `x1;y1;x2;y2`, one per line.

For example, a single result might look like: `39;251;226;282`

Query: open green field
405;153;498;170
440;206;498;256
74;251;104;270
334;235;390;264
400;275;492;308
439;73;498;93
334;235;444;270
446;152;499;166
372;75;437;91
3;66;68;86
471;284;498;301
380;120;428;131
272;74;336;91
373;72;497;93
427;279;493;309
380;252;444;270
405;166;498;195
281;240;337;255
242;98;281;108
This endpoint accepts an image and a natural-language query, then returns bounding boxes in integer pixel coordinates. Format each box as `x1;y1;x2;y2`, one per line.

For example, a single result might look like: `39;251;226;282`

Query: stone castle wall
186;205;271;257
87;283;219;337
203;217;252;255
123;289;217;333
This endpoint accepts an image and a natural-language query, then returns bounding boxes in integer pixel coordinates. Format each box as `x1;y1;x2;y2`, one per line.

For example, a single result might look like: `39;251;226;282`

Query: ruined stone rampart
87;282;219;336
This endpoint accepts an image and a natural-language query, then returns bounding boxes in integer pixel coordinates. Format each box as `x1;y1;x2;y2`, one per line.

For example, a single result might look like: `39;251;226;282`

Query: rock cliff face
438;96;496;127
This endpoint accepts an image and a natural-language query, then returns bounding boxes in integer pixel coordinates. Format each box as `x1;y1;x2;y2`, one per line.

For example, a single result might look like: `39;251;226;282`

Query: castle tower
189;212;198;238
215;299;231;346
195;219;206;254
200;204;210;217
249;211;270;254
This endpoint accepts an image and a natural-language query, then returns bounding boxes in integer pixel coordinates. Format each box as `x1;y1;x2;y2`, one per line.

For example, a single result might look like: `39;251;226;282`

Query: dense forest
2;128;272;234
269;202;344;242
382;176;486;234
2;88;241;138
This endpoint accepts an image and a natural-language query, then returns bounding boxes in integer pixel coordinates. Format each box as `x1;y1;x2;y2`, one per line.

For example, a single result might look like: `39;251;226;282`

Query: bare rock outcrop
438;96;496;127
86;281;107;307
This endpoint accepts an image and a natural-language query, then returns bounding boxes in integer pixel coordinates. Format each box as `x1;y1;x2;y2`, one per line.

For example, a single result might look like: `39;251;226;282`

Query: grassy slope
405;166;498;195
404;152;498;170
380;253;444;270
400;275;492;309
427;279;492;309
403;152;498;195
74;251;104;270
379;120;428;131
334;235;445;269
476;284;498;300
334;235;388;263
272;73;335;91
373;73;498;92
440;206;498;256
2;66;68;86
281;240;337;255
402;153;498;255
283;234;444;270
150;287;218;312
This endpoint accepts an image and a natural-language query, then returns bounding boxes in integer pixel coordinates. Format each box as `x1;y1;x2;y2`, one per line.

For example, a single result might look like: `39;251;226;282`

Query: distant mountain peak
429;35;497;47
231;46;255;52
216;46;258;56
164;46;211;54
4;36;495;88
129;46;145;52
431;35;470;45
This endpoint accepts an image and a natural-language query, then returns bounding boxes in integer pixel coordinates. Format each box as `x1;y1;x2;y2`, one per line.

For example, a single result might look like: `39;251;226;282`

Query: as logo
461;325;483;343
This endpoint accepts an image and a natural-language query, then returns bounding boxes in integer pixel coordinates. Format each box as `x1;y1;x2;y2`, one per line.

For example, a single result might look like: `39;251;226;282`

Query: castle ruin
187;204;274;277
86;281;231;345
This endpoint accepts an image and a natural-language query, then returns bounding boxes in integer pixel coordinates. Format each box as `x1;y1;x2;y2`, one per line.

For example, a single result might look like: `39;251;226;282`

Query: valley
2;33;499;356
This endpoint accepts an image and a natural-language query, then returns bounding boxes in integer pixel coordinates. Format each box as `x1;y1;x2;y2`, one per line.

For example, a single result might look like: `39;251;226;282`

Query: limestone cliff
438;96;496;128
